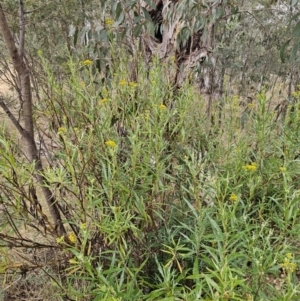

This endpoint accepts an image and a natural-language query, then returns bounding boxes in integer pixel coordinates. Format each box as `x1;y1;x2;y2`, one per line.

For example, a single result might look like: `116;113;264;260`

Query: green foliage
3;47;300;299
2;1;300;300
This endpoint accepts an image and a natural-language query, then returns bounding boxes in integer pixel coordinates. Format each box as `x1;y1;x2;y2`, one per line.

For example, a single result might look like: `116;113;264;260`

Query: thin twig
0;96;25;136
243;10;266;31
2;276;22;292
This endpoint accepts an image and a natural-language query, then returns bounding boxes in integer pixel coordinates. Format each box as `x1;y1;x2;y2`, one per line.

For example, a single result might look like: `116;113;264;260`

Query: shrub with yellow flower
68;232;77;244
229;193;238;202
280;253;297;273
80;223;87;231
105;19;114;26
119;80;127;86
105;140;117;148
243;162;257;172
99;98;109;105
82;59;93;66
69;258;79;264
279;166;286;173
57;127;67;136
159;104;167;110
129;81;137;88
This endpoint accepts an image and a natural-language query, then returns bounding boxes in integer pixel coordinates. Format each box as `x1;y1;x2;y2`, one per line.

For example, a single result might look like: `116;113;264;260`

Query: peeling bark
142;0;211;89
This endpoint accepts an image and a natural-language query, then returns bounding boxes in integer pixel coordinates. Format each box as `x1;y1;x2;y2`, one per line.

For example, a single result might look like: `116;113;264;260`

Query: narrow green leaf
142;7;152;21
183;197;199;218
207;215;222;235
115;2;122;19
203;273;220;291
73;27;78;46
134;15;143;24
292;21;300;37
291;41;300;61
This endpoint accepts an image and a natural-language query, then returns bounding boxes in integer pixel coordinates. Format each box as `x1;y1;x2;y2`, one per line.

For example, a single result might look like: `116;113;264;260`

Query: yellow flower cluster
68;232;77;244
280;253;297;273
159;104;167;110
243;162;257;172
279;166;286;173
56;235;64;244
99;98;109;105
105;19;114;26
58;127;67;136
229;193;238;202
117;80;138;88
292;88;300;99
129;81;137;88
69;258;78;264
105;140;117;148
139;110;150;121
119;80;127;86
56;232;76;245
80;223;86;231
82;59;93;66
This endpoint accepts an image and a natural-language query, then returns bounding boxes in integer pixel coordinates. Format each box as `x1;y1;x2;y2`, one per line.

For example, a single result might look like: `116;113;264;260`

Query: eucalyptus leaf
142;7;153;22
292;21;300;37
133;24;143;37
291;41;300;61
115;2;122;20
134;15;143;24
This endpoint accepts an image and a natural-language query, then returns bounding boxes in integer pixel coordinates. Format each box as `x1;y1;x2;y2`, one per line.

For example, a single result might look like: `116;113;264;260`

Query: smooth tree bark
0;2;66;236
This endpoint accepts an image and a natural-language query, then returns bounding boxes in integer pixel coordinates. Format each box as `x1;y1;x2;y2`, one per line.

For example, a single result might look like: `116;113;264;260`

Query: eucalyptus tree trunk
142;0;210;89
0;2;65;236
